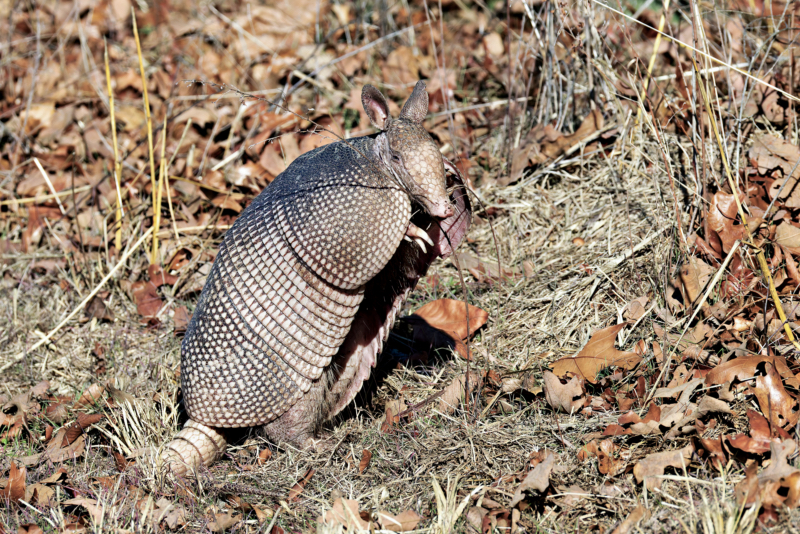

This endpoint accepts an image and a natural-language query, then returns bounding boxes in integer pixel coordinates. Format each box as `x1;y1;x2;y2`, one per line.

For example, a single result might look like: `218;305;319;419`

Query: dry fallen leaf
64;497;105;523
551;323;641;383
751;361;799;428
320;498;370;530
755;440;800;509
257;448;272;465
705;355;799;389
542;371;584;413
74;383;106;409
438;374;465;415
287;468;314;502
633;444;694;490
580;439;629;476
0;462;26;503
623;296;649;321
376;509;423;532
412;298;489;341
358;449;372;474
612;504;651;534
510;451;556;506
207;510;241;532
728;409;789;454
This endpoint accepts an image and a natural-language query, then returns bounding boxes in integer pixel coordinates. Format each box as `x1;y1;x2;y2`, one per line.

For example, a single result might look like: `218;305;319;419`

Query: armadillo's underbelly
180;201;365;428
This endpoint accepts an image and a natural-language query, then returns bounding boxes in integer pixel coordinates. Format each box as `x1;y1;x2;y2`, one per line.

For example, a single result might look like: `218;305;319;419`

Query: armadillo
162;81;471;475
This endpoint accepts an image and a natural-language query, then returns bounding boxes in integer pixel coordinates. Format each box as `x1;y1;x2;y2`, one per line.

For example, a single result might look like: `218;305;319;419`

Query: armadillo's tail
161;419;228;476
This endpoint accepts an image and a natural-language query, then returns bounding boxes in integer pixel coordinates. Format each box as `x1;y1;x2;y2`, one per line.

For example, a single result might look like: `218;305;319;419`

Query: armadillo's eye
391;152;402;163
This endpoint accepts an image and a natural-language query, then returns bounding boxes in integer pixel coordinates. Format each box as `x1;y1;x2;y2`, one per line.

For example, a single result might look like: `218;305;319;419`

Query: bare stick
33;158;66;215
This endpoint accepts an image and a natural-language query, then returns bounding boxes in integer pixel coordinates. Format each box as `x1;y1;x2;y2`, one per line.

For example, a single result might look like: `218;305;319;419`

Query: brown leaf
257;448;272;465
287;468;314;502
208;510;241;532
64;497;104;523
540;109;604;160
612;504;651;534
320;498;370;530
17;525;44;534
623;296;649;321
62;413;104;446
211;195;244;213
29;381;49;398
752;362;799;428
25;483;55;506
131;280;163;320
381;398;407;432
358;449;372;474
22;206;61;252
705;355;799;389
695;436;727;472
384;47;420;86
579;439;629;476
679;258;714;307
42;427;86;463
729;411;774;454
708;192;761;253
551;324;641;383
775;222;800;253
74;383;106;409
466;506;488;534
85;296;115;322
147;263;178;287
173;306;192;335
438;374;465;414
412;299;489;341
454;252;521;282
633;444;695;490
757;440;800;509
510;451;555;506
750;134;800;179
376;509;422;532
735;463;761;507
0;463;26;503
542;371;584;413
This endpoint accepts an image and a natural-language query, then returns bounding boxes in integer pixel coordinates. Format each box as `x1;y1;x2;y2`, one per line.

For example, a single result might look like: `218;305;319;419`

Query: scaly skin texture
163;82;471;476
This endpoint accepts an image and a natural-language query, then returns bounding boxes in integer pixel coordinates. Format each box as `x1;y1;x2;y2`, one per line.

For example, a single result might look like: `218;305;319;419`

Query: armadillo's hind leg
161;419;228;476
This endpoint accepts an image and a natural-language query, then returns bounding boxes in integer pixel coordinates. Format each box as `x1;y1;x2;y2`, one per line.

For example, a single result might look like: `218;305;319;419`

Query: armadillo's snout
438;203;455;219
422;197;454;219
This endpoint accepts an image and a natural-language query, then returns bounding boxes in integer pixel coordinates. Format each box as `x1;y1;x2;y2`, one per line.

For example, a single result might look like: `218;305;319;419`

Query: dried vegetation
2;0;800;532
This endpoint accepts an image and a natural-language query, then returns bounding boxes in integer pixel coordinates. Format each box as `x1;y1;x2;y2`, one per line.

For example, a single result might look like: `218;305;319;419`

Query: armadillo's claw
406;223;434;253
161;419;227;477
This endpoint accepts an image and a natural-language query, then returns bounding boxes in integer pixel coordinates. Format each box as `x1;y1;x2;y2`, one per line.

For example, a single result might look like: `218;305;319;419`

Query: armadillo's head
362;82;454;219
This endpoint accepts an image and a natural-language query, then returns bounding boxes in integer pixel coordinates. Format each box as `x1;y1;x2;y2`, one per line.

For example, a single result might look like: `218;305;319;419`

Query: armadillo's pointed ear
362;84;391;130
399;81;429;124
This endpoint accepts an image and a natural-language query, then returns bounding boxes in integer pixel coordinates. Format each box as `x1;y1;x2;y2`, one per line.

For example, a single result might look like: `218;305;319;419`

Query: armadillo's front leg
161;419;228;476
404;222;434;253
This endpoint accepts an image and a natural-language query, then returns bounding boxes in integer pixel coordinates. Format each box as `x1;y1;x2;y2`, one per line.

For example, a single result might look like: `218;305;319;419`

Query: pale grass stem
104;38;124;252
151;115;168;264
132;8;158;263
635;0;671;128
164;119;193;246
0;185;92;206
